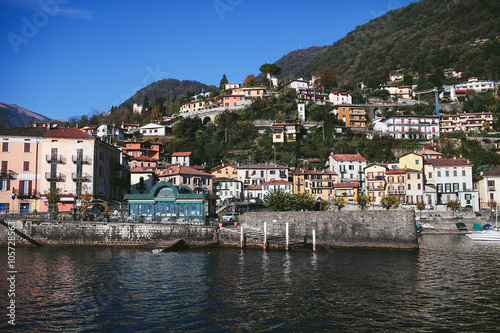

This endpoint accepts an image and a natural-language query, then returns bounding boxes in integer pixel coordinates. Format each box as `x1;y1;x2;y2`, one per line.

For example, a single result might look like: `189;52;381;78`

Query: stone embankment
1;210;420;250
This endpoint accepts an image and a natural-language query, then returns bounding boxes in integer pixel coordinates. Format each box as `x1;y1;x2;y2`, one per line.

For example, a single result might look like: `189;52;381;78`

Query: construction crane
414;87;445;117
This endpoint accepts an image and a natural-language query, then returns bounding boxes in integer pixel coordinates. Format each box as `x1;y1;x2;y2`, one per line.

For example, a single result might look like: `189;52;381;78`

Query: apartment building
272;120;301;143
326;154;366;185
364;163;387;203
333;106;366;129
237;164;289;186
292;169;338;201
440;112;493;133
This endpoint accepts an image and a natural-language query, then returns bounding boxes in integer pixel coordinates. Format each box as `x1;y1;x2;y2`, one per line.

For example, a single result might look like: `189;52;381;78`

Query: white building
224;83;241;90
373;115;440;140
237;164;289;186
133;103;143;114
214;177;243;203
454;77;495;93
326;154;367;184
328;91;352;105
424;157;478;210
139;123;168;137
171;152;193;166
261;180;293;199
286;78;309;92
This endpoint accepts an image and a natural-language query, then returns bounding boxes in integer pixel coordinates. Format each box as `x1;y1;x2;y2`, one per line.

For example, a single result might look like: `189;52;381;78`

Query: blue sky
0;0;415;121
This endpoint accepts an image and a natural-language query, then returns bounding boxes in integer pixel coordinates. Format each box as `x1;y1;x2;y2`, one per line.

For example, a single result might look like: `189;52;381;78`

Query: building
171;152;193;166
121;123;140;134
124;182;212;224
216;94;248;108
328;91;352;105
272;120;301;143
0;127;45;213
382;85;412;99
440;112;493;133
385;169;407;203
231;87;277;100
424;156;477;210
364;163;387;203
130;167;156;195
40;127;126;212
475;166;500;208
210;162;238;180
237;164;289;186
180;98;219;114
158;165;214;194
454;77;495;93
326;154;367;185
262;180;294;199
124;140;162;162
224;83;241;90
133;103;144;114
96;124;124;140
139;123;169;137
214;177;244;203
398;153;424;172
405;168;424;204
297;90;328;104
292;169;338;202
332;182;359;201
373;115;440;140
286;78;309;92
333;106;366;129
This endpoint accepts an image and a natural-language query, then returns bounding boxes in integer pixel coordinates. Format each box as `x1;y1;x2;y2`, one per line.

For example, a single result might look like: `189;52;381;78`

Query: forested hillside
297;0;500;86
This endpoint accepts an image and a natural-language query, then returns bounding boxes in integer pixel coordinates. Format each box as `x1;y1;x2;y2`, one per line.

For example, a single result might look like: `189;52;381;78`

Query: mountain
0;102;55;128
116;79;217;110
283;0;500;85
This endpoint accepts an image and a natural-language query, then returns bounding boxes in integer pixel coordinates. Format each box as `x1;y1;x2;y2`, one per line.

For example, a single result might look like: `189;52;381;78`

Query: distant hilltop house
454;77;495;93
133;103;144;114
224;83;240;90
272;120;301;144
372;114;440;140
332;105;366;130
171;152;193;166
382;85;413;99
329;91;352;105
139;123;171;137
286;78;309;92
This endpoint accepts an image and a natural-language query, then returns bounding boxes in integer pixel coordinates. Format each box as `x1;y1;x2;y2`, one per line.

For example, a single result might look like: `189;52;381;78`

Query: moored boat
466;229;500;241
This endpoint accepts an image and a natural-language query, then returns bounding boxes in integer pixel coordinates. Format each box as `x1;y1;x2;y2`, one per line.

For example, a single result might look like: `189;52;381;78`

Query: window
415;160;419;165
24;142;31;153
23;161;29;171
2;142;8;152
437;171;441;177
0;180;9;191
445;171;449;177
428;172;433;179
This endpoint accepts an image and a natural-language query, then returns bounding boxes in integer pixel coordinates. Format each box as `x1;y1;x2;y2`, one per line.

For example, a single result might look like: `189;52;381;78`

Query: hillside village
1;69;499;222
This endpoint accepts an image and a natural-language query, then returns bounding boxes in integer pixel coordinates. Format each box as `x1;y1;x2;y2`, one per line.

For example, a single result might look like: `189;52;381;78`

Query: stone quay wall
238;210;418;249
1;210;418;249
0;220;218;247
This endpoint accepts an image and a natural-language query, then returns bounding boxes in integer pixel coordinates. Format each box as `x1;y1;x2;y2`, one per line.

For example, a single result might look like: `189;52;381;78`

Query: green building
124;182;211;225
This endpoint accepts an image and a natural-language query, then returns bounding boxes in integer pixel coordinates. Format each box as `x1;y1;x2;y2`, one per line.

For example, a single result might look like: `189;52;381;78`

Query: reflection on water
1;235;499;331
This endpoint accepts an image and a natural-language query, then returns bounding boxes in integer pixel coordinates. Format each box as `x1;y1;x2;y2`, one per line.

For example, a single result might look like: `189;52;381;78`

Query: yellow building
210;162;238;180
332;182;359;201
364;163;387;203
399;153;424;172
293;170;338;201
333;106;366;128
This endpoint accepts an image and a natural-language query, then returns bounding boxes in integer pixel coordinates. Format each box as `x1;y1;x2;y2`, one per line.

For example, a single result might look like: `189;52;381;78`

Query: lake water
1;235;500;332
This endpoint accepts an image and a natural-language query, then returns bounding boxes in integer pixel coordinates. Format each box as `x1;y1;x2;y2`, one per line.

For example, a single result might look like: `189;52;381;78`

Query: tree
403;73;413;85
243;75;258;87
47;186;61;219
219;74;228;92
143;96;149;111
357;195;372;211
259;63;282;85
416;201;426;219
446;200;461;218
294;192;316;211
314;67;336;92
150;105;163;123
380;195;400;210
263;189;295;212
332;196;347;211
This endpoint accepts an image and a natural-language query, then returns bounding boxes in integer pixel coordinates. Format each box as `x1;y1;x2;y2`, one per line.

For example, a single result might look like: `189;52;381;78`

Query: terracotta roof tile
43;127;95;139
331;154;366;162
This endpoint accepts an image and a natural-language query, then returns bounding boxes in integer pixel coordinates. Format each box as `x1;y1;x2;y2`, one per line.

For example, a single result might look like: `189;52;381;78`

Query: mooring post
263;221;267;250
240;226;244;249
286;222;289;251
312;229;316;252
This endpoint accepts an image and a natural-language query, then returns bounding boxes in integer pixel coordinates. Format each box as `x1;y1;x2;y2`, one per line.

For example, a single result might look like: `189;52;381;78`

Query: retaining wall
239;210;418;249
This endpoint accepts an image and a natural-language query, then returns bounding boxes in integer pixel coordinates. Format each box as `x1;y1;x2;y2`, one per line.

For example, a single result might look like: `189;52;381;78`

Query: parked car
347;198;357;205
223;197;237;205
222;213;237;222
249;197;262;204
401;204;415;209
372;201;382;207
425;205;434;210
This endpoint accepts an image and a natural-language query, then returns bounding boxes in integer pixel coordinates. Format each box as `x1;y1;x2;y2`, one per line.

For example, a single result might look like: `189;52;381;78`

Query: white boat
466;229;500;241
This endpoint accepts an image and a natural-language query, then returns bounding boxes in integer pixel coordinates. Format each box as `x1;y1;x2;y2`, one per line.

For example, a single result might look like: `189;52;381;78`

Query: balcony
488;186;496;192
367;186;384;191
45;172;64;181
46;154;66;164
0;170;15;179
388;190;406;195
71;172;90;182
72;155;91;164
13;188;40;198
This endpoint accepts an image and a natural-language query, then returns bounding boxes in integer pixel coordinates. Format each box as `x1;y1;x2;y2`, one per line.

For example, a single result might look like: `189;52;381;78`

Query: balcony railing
71;172;90;182
72;155;91;164
45;172;63;181
488;186;496;191
0;170;15;179
13;189;40;198
46;154;66;164
367;186;384;191
387;190;406;195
